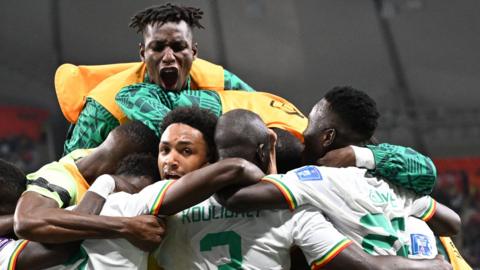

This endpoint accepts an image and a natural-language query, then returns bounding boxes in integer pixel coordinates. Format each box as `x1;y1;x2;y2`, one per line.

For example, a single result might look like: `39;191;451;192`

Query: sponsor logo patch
294;166;322;181
410;234;432;256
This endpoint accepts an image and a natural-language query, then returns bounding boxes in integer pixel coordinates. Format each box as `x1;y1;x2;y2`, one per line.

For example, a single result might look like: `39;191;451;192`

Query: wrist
89;174;116;199
351;145;375;170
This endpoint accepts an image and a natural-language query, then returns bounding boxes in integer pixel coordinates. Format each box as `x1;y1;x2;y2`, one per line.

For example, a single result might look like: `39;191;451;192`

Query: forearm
14;192;128;243
217;181;288;212
16;241;81;270
427;202;461;236
367;143;437;195
73;193;106;215
0;215;14;236
368;256;445;270
15;207;129;243
160;158;264;215
328;244;450;270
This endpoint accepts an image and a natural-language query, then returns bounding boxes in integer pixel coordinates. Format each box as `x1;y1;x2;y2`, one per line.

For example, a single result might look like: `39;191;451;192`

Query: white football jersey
78;179;351;270
405;216;438;259
263;166;437;256
152;197;351;270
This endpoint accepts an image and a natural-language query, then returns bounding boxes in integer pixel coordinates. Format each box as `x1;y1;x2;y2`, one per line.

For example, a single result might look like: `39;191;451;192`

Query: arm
216;181;288;212
366;143;437;195
13;191;164;251
427;202;461;236
155;158;264;216
115;83;174;137
316;144;437;195
292;206;451;270
327;244;451;270
63;99;118;154
14;241;80;270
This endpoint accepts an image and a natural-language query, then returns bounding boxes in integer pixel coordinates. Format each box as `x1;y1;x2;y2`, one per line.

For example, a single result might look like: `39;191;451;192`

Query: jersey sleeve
223;69;255;92
291;206;352;269
366;143;437;195
261;166;338;211
0;239;29;270
63;98;118;154
25;162;77;208
410;196;437;222
116;83;174;137
101;180;176;217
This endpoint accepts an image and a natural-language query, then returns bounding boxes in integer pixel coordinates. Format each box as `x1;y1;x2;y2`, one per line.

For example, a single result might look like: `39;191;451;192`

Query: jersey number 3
200;231;243;269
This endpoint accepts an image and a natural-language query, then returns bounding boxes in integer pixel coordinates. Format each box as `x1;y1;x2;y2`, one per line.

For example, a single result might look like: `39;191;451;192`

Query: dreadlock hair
160;106;218;163
129;3;204;34
324;86;379;143
0;159;26;215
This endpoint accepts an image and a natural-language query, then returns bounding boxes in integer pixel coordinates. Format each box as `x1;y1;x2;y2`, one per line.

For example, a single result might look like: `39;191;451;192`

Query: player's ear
323;128;336;147
267;129;278;174
139;43;145;61
192;42;198;60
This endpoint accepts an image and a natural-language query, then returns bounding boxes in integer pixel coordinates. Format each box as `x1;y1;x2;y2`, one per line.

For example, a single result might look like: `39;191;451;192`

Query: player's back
266;166;432;256
153;196;294;270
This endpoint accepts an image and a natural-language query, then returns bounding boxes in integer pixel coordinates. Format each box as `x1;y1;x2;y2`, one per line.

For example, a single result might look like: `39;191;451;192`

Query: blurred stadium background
0;0;479;267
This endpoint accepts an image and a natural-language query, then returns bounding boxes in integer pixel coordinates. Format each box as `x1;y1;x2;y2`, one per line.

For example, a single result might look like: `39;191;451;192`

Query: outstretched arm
14;191;164;251
314;143;437;195
152;158;264;216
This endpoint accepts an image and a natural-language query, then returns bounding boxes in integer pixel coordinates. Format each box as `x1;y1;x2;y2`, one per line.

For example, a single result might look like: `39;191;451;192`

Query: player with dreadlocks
61;3;254;154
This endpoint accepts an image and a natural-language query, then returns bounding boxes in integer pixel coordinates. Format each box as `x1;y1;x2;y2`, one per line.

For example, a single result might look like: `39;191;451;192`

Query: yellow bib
55;59;225;123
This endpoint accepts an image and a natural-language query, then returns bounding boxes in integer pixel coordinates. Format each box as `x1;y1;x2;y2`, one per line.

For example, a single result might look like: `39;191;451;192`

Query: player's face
158;123;209;180
141;21;197;92
302;99;331;163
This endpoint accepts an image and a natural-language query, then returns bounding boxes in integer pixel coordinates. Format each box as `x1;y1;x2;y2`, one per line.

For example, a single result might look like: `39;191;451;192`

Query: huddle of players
0;3;472;270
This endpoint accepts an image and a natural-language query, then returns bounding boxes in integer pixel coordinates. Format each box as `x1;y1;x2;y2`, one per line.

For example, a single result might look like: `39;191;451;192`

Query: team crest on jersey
410;234;432;256
294;166;322;181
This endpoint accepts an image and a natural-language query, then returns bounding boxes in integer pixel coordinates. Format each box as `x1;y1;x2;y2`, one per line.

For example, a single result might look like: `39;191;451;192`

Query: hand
123;215;166;252
430;255;453;270
316;146;355;167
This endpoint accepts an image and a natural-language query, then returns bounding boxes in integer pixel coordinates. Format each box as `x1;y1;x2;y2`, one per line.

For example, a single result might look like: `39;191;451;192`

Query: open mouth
164;173;182;180
160;67;179;90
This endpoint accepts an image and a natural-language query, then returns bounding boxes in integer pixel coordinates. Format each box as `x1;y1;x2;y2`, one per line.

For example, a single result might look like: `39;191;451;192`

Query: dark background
1;0;479;266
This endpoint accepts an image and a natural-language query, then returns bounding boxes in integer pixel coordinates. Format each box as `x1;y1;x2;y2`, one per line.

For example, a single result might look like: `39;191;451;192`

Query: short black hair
115;153;160;181
113;120;159;157
0;159;26;214
324;86;379;142
215;109;271;173
160;106;218;162
129;3;204;34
